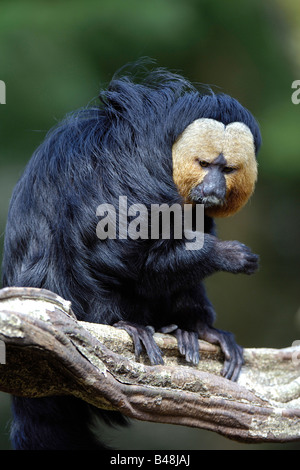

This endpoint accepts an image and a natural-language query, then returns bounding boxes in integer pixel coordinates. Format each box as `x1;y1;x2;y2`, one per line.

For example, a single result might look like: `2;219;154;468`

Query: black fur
2;65;261;449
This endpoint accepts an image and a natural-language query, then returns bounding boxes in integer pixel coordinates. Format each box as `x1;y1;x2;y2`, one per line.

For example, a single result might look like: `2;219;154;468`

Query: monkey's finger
190;331;200;365
217;334;234;378
223;345;244;382
245;253;259;264
174;329;200;365
183;330;191;360
245;258;259;267
139;329;164;365
113;321;155;362
244;260;259;275
159;324;178;334
230;346;244;382
175;328;185;355
145;325;155;335
221;334;237;379
113;321;144;360
183;330;200;365
220;334;244;381
133;336;144;361
221;348;236;380
197;326;244;381
243;253;259;273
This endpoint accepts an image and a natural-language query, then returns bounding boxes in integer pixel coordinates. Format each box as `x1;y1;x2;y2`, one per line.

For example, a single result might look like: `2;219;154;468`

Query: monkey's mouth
189;187;224;208
201;195;224;208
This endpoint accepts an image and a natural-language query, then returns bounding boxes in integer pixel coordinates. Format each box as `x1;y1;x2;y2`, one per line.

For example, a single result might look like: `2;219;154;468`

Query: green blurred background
0;0;299;450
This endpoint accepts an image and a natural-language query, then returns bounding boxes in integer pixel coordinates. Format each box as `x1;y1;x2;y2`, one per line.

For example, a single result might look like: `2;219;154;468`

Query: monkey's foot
197;324;244;382
173;328;200;366
113;321;164;365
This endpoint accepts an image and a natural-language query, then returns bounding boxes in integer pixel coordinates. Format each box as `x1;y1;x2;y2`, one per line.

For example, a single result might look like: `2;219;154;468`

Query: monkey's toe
174;328;200;365
113;320;164;365
196;325;244;381
158;324;178;334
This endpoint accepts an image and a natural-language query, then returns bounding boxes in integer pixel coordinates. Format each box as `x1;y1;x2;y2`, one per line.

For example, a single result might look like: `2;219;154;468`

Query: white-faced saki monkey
2;65;261;450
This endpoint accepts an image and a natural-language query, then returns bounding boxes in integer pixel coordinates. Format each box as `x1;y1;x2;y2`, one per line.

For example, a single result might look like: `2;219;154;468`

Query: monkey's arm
142;234;258;292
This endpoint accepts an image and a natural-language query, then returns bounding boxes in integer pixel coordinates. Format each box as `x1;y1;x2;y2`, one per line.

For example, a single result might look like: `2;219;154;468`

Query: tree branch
0;286;299;443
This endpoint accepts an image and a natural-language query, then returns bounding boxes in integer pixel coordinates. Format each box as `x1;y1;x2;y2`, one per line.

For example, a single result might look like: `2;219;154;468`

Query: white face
172;118;258;217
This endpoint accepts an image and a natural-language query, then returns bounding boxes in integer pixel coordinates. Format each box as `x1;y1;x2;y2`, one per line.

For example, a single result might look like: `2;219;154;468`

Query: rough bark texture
0;286;299;443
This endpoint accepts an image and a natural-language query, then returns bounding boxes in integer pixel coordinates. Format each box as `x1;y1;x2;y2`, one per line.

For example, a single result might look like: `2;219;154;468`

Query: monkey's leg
113;321;164;365
169;285;244;381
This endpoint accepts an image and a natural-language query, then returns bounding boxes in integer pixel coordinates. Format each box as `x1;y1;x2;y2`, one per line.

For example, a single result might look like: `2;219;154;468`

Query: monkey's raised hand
214;240;259;275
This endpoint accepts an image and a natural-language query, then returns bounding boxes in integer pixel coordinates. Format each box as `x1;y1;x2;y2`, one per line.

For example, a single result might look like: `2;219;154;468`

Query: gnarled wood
0;286;299;443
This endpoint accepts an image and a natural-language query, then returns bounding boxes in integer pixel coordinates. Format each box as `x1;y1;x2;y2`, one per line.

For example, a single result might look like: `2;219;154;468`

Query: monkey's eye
199;161;210;168
223;166;236;174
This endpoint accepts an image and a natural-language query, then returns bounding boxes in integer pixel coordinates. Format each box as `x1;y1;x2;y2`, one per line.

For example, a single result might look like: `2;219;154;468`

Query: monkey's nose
202;184;225;200
202;171;226;200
